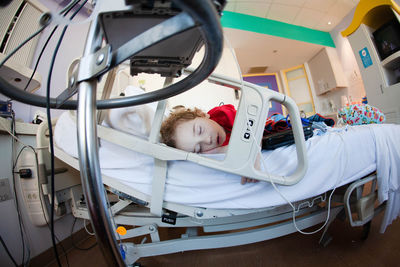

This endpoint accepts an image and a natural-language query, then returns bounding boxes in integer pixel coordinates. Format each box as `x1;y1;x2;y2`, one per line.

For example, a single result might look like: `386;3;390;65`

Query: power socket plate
0;178;13;202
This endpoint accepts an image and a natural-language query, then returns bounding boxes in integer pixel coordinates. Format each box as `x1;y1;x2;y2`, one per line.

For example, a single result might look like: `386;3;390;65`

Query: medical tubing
0;0;223;110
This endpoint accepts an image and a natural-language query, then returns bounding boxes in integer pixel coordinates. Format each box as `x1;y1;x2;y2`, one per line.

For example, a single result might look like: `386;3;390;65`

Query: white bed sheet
54;110;400;231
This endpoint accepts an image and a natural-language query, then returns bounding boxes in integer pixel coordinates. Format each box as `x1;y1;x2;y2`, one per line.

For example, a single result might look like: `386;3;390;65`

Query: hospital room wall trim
221;11;336;48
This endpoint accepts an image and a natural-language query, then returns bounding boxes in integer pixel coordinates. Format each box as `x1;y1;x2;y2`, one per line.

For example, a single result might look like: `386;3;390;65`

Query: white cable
0;118;48;149
0;118;31;147
83;219;95;236
225;33;348;235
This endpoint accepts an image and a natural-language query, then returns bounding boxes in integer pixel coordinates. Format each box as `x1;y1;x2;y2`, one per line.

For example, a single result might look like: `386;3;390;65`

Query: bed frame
35;73;386;265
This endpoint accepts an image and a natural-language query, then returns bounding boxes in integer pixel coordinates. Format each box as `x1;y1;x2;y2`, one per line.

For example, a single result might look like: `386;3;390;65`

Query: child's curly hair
160;107;207;148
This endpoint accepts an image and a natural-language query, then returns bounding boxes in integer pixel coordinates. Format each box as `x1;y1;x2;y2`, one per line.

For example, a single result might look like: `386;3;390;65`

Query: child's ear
206;113;210;118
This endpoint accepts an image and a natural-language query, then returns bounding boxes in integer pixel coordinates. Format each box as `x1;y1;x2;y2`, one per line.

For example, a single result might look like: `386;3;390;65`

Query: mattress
54;110;400;212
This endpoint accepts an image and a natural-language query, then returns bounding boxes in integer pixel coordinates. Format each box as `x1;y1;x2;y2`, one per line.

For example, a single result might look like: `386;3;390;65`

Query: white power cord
225;34;347;235
83;219;95;236
0;118;31;147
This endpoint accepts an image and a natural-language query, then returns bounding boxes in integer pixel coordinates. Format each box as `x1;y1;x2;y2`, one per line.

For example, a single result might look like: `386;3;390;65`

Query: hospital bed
2;0;400;265
34;69;400;265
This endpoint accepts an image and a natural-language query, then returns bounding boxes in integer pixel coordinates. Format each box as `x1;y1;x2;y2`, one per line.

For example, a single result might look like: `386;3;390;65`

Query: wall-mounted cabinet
308;47;348;95
345;5;400;124
0;0;47;92
0;0;47;67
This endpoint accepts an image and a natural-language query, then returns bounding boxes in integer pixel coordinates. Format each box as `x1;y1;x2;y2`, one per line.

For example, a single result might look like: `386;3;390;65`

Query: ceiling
222;0;360;74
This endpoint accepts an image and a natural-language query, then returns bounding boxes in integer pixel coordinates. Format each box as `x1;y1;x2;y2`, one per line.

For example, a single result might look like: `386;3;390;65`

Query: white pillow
102;86;158;138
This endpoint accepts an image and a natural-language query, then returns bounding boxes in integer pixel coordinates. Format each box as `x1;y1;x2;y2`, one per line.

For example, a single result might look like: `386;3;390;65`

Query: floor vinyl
45;211;400;267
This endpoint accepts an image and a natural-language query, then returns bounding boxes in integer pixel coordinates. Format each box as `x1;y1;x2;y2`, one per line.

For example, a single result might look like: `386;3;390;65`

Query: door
282;65;315;117
243;73;283;117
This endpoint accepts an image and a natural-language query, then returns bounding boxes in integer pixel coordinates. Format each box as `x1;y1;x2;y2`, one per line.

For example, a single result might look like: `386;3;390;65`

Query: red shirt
207;104;236;146
208;104;290;147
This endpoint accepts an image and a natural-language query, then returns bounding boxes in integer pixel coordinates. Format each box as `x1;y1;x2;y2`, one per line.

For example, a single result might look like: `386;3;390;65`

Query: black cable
24;0;81;91
0;235;18;267
22;145;71;267
11;123;32;267
0;23;48;68
47;2;88;266
59;0;81;15
71;217;98;251
23;26;57;91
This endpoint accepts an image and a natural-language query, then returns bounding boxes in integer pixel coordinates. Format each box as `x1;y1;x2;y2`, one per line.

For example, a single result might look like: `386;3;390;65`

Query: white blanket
54;109;400;232
371;125;400;232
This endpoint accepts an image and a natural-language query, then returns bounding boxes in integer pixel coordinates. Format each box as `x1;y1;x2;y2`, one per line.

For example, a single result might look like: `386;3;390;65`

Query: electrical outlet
0;178;13;202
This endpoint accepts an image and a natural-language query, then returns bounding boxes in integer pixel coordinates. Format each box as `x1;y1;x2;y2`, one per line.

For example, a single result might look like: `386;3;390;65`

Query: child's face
173;116;226;153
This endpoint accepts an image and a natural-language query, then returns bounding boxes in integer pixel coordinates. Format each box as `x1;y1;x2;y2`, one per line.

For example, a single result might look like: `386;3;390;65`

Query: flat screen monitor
373;19;400;60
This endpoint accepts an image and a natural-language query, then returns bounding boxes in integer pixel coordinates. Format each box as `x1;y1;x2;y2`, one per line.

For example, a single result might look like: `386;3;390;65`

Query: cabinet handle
380;84;384;94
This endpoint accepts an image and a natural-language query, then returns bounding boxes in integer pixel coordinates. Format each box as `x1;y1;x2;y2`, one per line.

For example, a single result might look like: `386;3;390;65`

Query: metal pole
76;15;126;267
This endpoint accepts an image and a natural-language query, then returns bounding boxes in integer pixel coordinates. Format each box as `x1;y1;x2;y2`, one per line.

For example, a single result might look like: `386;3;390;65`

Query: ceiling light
327;21;332;25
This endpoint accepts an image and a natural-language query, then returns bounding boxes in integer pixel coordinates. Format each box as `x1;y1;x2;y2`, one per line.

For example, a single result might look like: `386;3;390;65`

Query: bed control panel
241;104;258;143
241;118;255;142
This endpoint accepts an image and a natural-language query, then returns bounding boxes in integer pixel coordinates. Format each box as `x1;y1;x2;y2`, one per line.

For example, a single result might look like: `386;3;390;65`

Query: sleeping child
160;104;259;184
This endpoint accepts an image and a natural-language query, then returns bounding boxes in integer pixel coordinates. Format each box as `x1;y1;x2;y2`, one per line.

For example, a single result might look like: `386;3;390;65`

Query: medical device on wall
0;0;225;110
99;0;222;78
0;100;12;117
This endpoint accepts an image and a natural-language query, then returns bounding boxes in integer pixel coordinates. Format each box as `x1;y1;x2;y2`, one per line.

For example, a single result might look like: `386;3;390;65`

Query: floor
44;210;400;267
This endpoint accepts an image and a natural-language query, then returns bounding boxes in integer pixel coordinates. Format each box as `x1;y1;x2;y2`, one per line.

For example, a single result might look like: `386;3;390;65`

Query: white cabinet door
348;25;386;108
308;47;347;95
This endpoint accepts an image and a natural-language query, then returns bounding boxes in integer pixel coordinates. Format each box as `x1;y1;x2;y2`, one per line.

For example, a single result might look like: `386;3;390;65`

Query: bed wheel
319;232;333;248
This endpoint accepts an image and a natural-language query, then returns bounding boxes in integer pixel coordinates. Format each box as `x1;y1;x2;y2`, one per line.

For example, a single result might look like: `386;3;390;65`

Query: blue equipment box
0;101;12;117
